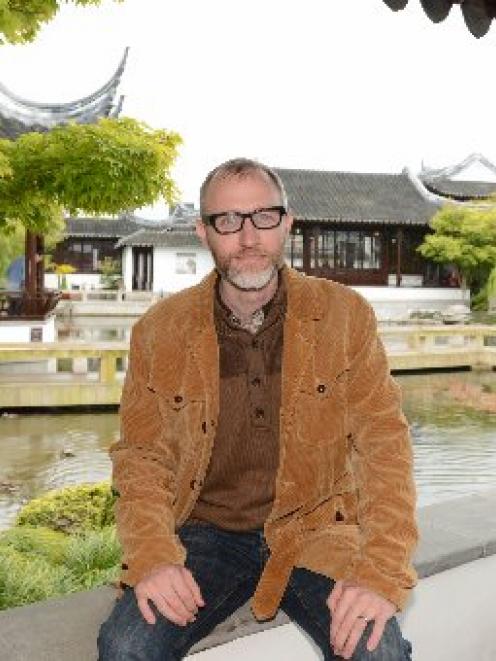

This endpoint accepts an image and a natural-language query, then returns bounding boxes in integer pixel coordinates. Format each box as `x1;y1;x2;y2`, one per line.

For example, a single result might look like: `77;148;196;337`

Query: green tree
0;118;181;234
0;118;180;291
0;0;122;45
418;204;496;306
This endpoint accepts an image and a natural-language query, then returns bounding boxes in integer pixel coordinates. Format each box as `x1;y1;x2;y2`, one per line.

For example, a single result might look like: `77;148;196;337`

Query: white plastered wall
152;247;214;294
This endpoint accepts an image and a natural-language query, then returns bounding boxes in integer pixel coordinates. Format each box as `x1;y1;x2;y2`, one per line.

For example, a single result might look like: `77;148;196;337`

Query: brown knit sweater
188;275;287;531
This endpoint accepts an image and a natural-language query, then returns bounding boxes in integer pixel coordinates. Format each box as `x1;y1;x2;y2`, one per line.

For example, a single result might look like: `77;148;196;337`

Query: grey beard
224;264;277;291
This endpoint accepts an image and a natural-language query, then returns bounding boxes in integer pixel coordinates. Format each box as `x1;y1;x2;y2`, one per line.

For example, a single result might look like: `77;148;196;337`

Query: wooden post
25;230;38;301
36;234;45;294
396;227;402;287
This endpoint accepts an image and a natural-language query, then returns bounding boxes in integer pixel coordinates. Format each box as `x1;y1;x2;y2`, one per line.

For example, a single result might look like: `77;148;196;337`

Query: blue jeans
98;523;412;660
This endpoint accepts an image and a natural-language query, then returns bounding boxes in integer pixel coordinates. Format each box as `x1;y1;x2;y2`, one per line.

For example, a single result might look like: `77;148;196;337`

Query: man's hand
327;580;396;659
135;564;205;627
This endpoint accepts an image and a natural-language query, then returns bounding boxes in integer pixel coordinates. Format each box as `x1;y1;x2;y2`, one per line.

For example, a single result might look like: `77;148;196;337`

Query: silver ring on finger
357;615;370;623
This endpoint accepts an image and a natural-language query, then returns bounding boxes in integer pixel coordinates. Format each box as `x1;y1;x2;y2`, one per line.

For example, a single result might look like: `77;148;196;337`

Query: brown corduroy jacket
111;267;418;620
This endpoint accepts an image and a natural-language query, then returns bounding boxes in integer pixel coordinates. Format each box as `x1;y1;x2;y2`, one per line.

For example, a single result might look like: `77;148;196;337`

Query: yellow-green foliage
0;526;121;610
0;1;123;45
0;483;122;610
472;266;496;311
0;117;182;235
418;204;496;299
16;483;116;533
0;545;77;609
0;525;68;563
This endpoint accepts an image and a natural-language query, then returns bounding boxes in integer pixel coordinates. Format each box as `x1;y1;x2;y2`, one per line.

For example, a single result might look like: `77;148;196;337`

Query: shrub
15;483;116;533
0;525;68;564
0;483;121;611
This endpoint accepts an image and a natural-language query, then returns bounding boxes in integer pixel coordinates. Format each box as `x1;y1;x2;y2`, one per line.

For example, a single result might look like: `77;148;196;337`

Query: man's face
196;172;293;291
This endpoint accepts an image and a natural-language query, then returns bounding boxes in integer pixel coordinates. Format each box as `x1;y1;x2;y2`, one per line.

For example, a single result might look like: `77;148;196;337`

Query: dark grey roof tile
64;215;166;238
116;226;201;248
275;168;438;226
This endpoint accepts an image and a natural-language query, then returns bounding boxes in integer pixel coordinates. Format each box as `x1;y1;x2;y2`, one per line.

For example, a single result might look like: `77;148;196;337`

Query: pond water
0;370;495;530
56;316;135;342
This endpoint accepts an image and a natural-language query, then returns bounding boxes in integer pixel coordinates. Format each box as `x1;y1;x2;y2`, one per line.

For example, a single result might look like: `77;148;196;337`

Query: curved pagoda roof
0;47;128;140
382;0;496;38
418;153;496;201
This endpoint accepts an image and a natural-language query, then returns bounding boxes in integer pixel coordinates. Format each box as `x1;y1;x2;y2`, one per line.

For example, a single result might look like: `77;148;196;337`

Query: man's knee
98;618;138;660
352;618;412;661
97;590;180;661
98;619;181;661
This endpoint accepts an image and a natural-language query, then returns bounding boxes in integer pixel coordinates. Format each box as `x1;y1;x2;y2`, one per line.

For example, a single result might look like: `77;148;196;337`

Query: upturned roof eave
0;48;129;114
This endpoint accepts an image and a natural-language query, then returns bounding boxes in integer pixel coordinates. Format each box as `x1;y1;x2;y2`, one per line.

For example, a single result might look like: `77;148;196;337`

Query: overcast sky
1;0;495;213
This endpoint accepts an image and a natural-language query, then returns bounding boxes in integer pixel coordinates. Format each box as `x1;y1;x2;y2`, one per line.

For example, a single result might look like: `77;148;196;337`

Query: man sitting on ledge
98;158;418;660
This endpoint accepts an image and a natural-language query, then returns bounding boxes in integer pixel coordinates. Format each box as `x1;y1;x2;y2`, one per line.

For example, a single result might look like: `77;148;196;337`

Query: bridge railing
379;324;496;353
0;326;495;408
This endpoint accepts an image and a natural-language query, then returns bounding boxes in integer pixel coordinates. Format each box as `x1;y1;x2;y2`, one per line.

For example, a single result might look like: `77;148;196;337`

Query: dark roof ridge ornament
420;0;453;22
0;47;129;113
381;0;496;38
383;0;409;8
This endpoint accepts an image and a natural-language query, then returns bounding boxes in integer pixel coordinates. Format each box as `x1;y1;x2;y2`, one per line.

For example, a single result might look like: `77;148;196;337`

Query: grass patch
0;483;121;611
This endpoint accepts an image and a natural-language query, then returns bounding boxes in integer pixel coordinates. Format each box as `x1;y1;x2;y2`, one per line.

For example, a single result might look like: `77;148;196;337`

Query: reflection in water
396;370;496;508
0;370;495;529
56;316;136;343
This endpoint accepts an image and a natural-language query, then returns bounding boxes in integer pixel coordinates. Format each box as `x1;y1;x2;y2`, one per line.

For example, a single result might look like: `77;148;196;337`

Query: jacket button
317;384;326;393
174;395;183;403
121;563;129;570
335;511;345;522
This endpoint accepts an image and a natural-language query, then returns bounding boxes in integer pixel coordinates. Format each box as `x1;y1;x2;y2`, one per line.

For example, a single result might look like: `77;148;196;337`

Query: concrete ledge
414;491;496;578
2;491;496;660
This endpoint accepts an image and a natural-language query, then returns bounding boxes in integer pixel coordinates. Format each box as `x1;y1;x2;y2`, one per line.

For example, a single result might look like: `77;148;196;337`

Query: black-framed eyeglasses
202;205;287;235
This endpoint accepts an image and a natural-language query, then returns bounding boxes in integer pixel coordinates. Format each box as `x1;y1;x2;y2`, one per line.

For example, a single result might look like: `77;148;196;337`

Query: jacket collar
284;267;325;322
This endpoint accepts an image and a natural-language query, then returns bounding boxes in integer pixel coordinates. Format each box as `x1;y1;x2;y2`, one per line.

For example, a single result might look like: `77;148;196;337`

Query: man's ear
284;212;294;234
195;218;209;248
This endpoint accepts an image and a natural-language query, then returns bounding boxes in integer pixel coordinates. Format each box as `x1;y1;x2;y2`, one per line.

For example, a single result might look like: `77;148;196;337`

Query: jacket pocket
294;369;349;447
147;382;207;457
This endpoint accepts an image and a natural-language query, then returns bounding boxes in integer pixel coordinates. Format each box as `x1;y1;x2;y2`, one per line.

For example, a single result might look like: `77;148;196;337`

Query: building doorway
132;247;153;291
